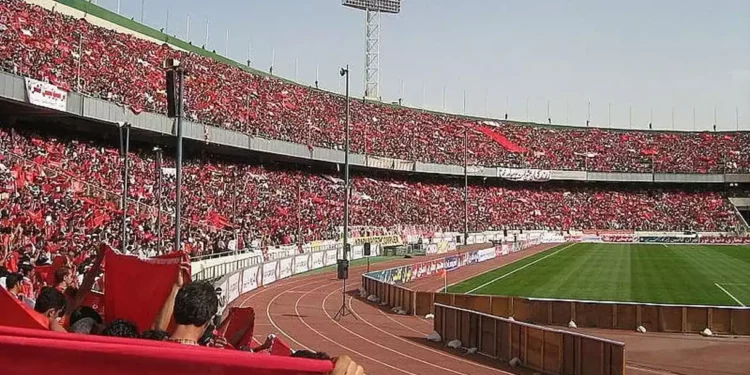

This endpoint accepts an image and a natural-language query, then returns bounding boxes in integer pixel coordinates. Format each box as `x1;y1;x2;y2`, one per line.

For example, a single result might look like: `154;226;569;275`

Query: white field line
464;243;576;294
715;283;746;307
662;244;668;248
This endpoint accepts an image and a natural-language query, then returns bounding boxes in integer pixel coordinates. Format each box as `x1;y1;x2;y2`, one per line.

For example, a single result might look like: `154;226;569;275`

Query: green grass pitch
448;243;750;307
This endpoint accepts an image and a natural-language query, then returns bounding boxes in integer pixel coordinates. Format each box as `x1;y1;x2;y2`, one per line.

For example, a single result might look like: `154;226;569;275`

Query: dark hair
70;306;103;326
173;281;218;327
5;273;23;290
34;286;67;314
291;350;331;360
101;319;139;338
141;329;170;341
53;267;72;285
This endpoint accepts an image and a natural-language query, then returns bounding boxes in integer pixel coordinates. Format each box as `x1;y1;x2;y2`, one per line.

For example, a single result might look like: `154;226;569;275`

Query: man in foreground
152;264;364;374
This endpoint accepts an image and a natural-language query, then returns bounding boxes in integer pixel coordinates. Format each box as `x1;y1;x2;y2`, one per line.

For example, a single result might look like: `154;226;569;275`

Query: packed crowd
1;123;743;265
1;0;748;174
0;247;362;374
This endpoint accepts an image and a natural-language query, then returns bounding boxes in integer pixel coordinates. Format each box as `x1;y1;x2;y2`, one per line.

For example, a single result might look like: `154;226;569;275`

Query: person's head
173;281;219;333
34;286;67;318
101;319;139;338
54;267;73;287
291;350;331;360
141;329;170;341
5;273;23;293
70;306;103;326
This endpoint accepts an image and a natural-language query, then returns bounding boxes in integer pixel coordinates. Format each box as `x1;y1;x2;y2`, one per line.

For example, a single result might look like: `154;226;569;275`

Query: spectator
33;286;67;332
101;318;140;338
141;329;170;341
167;281;219;345
53;266;74;292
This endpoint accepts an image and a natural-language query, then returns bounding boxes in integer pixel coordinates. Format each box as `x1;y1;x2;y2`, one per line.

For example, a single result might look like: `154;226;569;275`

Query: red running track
229;252;543;375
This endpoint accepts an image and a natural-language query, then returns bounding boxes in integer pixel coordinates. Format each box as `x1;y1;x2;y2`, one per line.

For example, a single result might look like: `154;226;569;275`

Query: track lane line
347;294;514;374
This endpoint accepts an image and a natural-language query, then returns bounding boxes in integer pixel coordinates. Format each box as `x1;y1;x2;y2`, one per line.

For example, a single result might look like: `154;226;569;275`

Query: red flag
269;335;293;357
0;288;48;330
103;246;187;332
82;290;106;319
217;307;255;348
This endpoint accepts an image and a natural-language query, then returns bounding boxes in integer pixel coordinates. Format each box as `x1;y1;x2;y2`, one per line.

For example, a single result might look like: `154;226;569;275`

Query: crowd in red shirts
1;0;748;174
1;122;743;270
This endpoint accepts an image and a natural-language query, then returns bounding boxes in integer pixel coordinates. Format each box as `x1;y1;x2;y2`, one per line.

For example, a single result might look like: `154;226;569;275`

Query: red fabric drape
0;326;333;375
0;288;48;330
217;306;256;348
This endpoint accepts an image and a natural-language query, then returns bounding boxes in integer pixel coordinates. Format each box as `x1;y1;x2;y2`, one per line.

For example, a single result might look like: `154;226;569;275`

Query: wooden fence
434;303;625;375
362;275;750;335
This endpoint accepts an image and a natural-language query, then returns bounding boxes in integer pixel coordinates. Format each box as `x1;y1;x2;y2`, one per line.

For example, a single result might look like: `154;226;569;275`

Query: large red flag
103;247;187;332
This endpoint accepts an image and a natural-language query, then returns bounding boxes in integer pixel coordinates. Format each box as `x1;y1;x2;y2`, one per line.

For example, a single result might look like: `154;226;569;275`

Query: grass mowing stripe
446;243;569;294
464;243;575;294
451;243;750;306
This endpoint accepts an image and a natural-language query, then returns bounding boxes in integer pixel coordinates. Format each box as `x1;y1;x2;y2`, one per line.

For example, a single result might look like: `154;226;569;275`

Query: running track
229;245;750;375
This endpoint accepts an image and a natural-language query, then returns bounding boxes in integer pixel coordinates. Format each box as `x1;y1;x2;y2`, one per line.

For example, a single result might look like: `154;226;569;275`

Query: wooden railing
434;303;625;375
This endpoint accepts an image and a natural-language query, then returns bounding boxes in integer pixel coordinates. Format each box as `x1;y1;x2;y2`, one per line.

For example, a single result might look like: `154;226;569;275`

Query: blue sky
96;0;749;131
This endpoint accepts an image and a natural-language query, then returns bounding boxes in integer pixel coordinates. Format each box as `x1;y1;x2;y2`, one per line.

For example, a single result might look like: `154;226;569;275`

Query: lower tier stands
0;122;743;262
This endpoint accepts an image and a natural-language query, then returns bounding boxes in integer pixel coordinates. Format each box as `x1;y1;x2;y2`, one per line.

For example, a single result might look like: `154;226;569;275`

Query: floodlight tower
342;0;401;100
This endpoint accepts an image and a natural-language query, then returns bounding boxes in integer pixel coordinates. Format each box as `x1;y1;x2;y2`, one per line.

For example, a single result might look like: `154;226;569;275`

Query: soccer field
448;243;750;307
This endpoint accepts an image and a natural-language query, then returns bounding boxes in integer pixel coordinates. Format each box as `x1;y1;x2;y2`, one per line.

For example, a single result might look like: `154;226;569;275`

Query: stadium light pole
334;65;355;321
463;125;468;245
154;146;163;252
164;58;184;253
342;64;351;262
118;122;131;253
342;0;401;99
175;71;184;253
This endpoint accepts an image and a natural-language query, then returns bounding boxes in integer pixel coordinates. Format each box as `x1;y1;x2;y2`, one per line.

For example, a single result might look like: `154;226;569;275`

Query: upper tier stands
0;122;742;260
1;0;748;174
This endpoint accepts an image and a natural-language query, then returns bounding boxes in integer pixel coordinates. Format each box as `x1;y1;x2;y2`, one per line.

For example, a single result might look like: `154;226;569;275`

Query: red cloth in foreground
477;126;528;153
218;306;256;348
0;326;333;375
0;288;48;330
270;336;293;357
103;247;187;332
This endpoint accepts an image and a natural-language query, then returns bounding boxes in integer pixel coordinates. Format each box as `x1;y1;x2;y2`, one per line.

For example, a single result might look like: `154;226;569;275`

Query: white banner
227;272;240;303
311;251;325;269
24;77;68;111
294;254;310;274
498;168;551;182
324;250;338;266
278;257;293;279
351;245;363;260
477;248;496;262
240;266;260;293
262;261;278;285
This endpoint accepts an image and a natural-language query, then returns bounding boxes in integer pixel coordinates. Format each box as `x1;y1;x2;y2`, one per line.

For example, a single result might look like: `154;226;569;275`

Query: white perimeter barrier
214;243;382;307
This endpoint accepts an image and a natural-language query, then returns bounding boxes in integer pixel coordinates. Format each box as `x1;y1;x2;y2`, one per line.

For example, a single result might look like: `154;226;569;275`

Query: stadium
0;0;749;374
